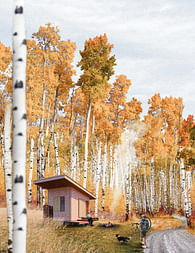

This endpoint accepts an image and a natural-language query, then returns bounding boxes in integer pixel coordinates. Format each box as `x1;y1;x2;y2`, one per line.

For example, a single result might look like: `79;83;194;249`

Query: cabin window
60;196;65;211
53;196;65;212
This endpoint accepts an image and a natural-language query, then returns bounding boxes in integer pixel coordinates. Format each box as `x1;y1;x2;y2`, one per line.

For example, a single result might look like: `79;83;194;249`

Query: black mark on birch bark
8;239;12;245
22;39;27;45
13;201;18;205
22;208;27;214
22;114;27;120
15;6;23;14
17;133;23;136
14;81;23;89
13;32;18;36
14;175;24;183
17;227;23;231
13;107;18;111
17;58;23;62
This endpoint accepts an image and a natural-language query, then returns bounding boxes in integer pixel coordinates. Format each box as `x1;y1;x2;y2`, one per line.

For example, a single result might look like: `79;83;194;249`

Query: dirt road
144;216;195;253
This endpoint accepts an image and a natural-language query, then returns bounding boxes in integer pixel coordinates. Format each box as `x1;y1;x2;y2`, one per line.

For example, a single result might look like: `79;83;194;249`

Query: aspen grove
0;23;195;240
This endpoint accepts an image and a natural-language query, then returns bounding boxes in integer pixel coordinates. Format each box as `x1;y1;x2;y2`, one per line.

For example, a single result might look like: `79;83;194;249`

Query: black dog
116;234;130;243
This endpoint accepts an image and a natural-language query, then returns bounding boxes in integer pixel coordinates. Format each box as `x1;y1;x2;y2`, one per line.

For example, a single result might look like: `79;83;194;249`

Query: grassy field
0;209;182;253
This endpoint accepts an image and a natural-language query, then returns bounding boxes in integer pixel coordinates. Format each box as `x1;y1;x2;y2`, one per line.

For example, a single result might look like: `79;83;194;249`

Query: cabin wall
70;188;90;220
48;187;71;220
48;187;90;221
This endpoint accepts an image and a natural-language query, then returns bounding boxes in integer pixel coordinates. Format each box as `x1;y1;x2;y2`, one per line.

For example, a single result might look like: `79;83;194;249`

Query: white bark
101;139;107;218
128;162;132;213
44;88;58;172
76;146;80;180
187;171;192;215
174;165;178;210
36;138;41;206
169;162;173;213
45;103;50;137
70;137;74;178
28;138;34;204
164;161;168;214
12;1;27;251
95;141;102;217
109;144;113;189
83;99;91;188
4;102;13;253
54;132;60;175
150;156;155;214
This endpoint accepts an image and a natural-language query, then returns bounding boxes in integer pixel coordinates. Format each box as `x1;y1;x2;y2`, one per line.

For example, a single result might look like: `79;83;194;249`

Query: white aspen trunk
83;99;91;188
95;141;102;217
184;174;189;216
44;88;58;172
174;165;178;211
92;113;95;135
4;103;13;253
73;142;77;181
164;161;168;214
128;162;132;213
133;175;138;213
101;139;107;218
1;132;5;158
76;146;80;180
125;162;130;220
70;137;74;178
180;158;185;209
187;171;192;215
150;156;155;214
28;138;34;204
45;103;50;137
169;162;173;214
12;1;27;251
158;172;162;212
113;145;119;189
80;115;84;139
36;138;41;207
54;132;60;175
109;144;113;189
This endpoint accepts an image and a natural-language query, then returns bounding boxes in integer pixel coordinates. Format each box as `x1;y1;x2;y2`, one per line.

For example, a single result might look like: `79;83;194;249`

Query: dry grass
150;215;182;231
0;208;143;253
0;209;188;253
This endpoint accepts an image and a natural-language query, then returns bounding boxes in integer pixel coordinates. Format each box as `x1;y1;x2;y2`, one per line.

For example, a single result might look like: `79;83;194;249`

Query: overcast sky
0;0;195;119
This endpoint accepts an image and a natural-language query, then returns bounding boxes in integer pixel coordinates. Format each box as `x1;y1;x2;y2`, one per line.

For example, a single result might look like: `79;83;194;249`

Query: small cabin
34;175;96;222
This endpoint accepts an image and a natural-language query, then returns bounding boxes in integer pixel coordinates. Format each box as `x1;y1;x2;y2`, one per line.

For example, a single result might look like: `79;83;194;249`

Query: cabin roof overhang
33;175;96;199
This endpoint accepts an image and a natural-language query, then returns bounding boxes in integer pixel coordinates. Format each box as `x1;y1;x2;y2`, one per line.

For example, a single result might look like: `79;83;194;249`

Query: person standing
139;214;151;249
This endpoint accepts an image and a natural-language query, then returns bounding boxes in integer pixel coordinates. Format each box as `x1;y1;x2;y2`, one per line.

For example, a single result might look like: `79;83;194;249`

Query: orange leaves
77;33;116;100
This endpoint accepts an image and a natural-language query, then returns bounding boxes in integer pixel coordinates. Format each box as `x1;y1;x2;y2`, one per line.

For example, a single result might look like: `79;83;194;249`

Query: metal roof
33;175;96;199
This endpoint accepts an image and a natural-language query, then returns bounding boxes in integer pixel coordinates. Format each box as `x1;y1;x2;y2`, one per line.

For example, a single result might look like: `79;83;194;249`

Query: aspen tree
12;1;27;252
95;140;102;217
77;34;116;188
101;139;107;218
54;132;60;175
4;102;13;253
28;138;34;204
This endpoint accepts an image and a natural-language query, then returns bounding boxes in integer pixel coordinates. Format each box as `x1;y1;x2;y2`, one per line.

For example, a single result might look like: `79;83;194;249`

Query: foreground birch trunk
4;102;13;253
12;1;27;252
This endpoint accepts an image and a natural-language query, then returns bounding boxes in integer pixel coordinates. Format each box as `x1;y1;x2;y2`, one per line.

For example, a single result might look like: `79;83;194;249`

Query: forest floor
0;208;187;253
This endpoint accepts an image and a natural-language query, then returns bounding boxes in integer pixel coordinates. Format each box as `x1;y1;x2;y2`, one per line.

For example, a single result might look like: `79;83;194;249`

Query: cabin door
78;199;88;217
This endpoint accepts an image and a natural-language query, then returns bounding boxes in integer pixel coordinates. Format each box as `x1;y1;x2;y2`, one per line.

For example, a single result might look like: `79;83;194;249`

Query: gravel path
144;216;195;253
